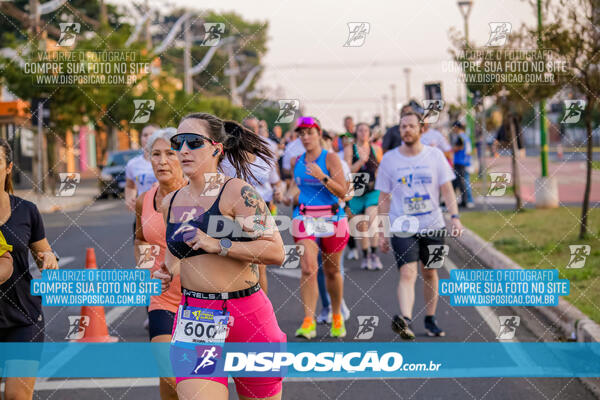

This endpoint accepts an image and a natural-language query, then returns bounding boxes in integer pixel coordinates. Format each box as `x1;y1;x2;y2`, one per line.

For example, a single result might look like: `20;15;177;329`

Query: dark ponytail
0;139;13;194
180;113;274;183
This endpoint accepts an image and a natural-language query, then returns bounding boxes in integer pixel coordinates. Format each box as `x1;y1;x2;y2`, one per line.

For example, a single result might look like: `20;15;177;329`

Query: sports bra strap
214;178;234;205
166;188;181;222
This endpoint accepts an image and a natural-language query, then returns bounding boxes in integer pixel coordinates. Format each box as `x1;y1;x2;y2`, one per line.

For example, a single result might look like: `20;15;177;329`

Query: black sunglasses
170;133;216;151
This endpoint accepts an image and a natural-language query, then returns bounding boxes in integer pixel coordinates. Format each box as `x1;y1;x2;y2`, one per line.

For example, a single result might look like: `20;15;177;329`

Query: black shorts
148;309;175;340
0;319;45;343
391;230;446;268
0;319;45;366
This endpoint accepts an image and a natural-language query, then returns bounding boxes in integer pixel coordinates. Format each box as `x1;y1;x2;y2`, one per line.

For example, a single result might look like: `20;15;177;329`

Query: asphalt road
24;199;597;399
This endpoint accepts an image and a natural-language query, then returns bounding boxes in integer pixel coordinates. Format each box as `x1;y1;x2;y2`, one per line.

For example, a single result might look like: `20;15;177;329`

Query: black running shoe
424;316;446;337
391;315;415;340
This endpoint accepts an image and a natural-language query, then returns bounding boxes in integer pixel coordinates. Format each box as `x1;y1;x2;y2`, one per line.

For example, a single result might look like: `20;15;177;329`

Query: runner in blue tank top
286;116;350;339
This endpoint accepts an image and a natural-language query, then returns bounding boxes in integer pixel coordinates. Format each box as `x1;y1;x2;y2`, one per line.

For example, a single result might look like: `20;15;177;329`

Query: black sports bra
165;179;252;259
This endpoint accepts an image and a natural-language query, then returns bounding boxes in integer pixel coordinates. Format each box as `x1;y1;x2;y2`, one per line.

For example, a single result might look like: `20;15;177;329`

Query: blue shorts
348;190;380;215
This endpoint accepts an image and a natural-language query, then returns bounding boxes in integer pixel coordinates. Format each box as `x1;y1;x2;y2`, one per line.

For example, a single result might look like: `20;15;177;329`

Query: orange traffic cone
75;248;118;343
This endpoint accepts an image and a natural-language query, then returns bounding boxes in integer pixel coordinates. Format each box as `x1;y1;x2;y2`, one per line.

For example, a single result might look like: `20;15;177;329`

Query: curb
447;216;600;343
447;217;600;397
23;195;97;214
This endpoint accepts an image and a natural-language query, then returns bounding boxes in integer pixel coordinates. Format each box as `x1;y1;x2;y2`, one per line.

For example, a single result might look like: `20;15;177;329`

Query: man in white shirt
375;111;463;340
282;133;306;179
421;124;452;162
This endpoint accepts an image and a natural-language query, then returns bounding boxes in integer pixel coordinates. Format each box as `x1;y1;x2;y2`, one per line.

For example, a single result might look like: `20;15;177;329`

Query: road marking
28;376;419;391
87;202;120;212
444;258;501;338
37;306;132;379
271;268;301;279
105;306;132;326
59;256;76;267
444;258;538;371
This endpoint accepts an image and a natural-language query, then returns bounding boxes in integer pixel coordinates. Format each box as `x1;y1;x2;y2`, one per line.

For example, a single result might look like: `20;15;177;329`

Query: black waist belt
182;283;261;300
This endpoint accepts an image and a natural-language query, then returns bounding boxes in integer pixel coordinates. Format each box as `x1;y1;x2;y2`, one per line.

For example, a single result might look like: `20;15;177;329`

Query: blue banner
1;343;599;378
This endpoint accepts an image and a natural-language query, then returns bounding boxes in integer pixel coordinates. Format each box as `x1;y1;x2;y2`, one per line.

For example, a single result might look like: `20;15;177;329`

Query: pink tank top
142;184;181;313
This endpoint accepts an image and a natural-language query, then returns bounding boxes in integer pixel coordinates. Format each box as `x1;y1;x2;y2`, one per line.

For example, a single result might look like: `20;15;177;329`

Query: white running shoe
317;306;332;324
370;253;383;270
347;248;359;260
360;256;371;270
341;300;351;321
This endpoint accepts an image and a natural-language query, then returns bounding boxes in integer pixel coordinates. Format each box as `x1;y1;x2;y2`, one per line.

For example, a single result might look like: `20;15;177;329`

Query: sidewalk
477;154;600;204
14;175;99;214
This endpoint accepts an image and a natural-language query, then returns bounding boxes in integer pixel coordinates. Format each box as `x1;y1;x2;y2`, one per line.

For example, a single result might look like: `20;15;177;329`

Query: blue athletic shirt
292;149;345;221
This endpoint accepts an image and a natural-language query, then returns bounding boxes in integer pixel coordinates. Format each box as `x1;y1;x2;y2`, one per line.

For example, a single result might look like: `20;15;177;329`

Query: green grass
592;161;600;170
461;207;600;323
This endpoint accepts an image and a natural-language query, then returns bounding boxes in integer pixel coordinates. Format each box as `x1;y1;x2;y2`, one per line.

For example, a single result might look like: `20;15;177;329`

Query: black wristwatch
451;214;460;219
321;176;329;184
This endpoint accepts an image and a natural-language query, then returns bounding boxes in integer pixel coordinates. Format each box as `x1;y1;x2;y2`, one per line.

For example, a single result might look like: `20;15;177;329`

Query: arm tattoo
250;263;259;280
241;185;269;233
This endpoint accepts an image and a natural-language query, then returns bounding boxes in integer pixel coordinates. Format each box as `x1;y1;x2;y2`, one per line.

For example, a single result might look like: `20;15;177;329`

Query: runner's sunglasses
170;133;217;151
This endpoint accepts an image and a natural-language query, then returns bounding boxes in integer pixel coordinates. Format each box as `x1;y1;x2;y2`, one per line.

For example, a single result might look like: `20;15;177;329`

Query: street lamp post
457;1;475;148
534;0;558;208
537;0;548;177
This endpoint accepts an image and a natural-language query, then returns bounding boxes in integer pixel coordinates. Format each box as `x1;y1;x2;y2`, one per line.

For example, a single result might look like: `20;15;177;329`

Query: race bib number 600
172;306;229;344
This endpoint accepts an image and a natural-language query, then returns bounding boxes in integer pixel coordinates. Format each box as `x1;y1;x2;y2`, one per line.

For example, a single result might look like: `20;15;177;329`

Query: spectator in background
271;125;283;144
382;104;415;153
335;116;355;154
258;120;279;156
282;128;305;181
451;122;474;209
243;116;260;135
421;123;453;165
125;125;158;212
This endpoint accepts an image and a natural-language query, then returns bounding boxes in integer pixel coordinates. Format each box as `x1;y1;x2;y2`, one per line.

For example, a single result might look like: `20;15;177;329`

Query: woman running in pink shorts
155;112;286;400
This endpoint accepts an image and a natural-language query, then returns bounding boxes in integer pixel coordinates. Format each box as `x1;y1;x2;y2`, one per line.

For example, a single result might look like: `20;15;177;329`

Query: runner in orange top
134;127;187;400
